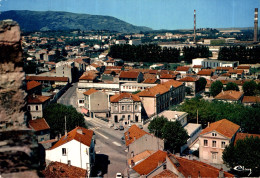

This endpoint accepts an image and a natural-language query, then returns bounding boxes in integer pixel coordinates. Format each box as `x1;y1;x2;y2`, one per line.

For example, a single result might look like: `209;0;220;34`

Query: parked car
116;172;122;178
114;126;119;130
121;136;125;144
119;125;124;130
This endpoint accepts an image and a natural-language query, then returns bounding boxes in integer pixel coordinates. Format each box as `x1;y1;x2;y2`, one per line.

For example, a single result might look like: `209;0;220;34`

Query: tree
43;103;87;137
210;80;223;97
225;82;239;91
222;136;260;176
162;121;189;153
196;77;207;92
148;116;168;138
243;80;257;96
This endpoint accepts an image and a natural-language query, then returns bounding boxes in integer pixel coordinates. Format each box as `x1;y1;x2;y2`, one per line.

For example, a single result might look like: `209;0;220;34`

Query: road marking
113;141;121;147
95;131;109;140
90;126;100;130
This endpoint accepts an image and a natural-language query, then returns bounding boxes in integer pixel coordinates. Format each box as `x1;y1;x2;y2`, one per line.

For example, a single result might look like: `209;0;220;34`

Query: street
57;83;78;106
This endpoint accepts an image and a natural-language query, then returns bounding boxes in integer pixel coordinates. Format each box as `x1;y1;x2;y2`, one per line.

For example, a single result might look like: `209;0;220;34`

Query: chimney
207;122;210;127
254;8;258;42
175;114;179;119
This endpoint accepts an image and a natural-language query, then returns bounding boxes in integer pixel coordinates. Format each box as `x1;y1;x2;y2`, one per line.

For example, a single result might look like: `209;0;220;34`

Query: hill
0;10;152;33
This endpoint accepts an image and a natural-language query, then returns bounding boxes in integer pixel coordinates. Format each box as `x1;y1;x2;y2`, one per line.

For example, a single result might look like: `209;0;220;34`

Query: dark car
119;125;124;130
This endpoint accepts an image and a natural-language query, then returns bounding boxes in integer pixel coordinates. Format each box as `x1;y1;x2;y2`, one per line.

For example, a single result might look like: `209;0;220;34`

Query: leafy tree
210;80;223;97
243;80;257;96
148;116;168;138
225;82;239;91
162;121;189;153
132;90;141;94
196;77;207;92
43;103;87;137
222;136;260;176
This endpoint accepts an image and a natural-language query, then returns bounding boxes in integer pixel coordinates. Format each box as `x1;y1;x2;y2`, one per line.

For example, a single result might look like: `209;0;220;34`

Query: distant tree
162;121;189;153
43;103;87;138
225;82;239;91
132;90;141;94
23;61;37;74
61;47;68;57
148;116;168;138
243;80;257;96
222;136;260;176
196;77;207;92
210;80;223;97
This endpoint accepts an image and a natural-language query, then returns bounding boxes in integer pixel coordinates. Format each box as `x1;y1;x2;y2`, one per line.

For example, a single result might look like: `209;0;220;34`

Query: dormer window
212;132;217;137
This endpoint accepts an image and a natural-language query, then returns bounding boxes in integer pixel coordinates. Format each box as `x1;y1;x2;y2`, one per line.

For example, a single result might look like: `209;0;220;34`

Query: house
192;65;203;73
28;118;51;148
120;82;157;93
129;39;141;46
26;81;42;95
176;66;192;78
242;96;260;106
83;89;109;118
228;69;244;79
25;76;69;86
125;125;164;160
160;74;176;83
197;69;213;80
201;59;239;68
27;94;51;119
137;80;185;117
119;71;144;83
156;110;188;127
42;161;87;178
237;65;251;75
199;119;240;164
142;78;160;84
55;61;75;83
110;93;142;124
214;90;244;103
179;76;198;95
79;71;98;83
104;57;116;66
216;67;233;75
45;127;95;177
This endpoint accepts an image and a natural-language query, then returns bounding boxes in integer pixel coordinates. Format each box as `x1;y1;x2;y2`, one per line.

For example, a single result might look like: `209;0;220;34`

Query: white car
116;172;122;178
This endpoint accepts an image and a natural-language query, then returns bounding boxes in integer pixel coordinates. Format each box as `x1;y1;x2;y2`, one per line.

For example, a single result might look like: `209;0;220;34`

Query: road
85;117;127;177
57;83;78;106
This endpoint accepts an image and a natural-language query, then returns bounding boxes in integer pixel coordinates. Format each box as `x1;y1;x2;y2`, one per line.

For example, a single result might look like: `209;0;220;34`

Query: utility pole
65;116;67;136
197;109;199;124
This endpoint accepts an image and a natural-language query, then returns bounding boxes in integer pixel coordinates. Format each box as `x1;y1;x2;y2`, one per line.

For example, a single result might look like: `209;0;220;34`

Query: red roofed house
228;69;244;79
242;96;260;106
197;69;213;80
199;119;240;164
29;118;51;148
176;66;192;78
46;127;95;177
159;74;176;83
192;65;203;73
119;71;144;83
214;90;244;103
179;76;198;96
125;125;164;161
27;94;51;119
237;65;250;75
26;81;42;95
110;93;142;124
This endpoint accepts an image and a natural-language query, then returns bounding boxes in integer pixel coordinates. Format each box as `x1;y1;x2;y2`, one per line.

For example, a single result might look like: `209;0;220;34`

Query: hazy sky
1;0;259;30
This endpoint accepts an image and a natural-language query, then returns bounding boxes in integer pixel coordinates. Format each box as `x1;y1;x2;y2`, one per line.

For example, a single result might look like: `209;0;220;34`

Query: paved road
57;83;78;106
85;117;127;177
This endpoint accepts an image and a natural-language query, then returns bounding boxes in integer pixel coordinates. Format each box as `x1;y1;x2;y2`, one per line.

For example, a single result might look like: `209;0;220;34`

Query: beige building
199;119;240;164
27;94;51;119
110;93;142;125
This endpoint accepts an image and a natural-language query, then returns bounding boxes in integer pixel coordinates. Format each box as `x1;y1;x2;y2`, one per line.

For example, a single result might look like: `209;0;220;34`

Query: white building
45;127;95;177
129;39;141;46
156;110;188;127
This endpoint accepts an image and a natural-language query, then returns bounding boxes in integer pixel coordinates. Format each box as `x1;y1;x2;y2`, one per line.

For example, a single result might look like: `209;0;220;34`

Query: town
0;5;260;178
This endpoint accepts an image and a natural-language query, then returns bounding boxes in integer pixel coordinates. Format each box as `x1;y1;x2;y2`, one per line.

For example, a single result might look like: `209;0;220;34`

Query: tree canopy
196;77;207;93
243;80;257;96
210;80;223;97
225;82;239;91
148;116;168;138
43;103;87;137
222;136;260;176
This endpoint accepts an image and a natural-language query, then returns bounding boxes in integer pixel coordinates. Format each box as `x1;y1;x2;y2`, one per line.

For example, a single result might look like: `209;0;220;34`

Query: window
221;141;226;148
35;105;38;111
62;148;67;156
79;99;84;104
86;148;88;155
212;132;217;137
122;106;125;111
212;152;217;160
204;140;208;146
135;105;138;111
212;140;217;147
127;105;130;111
27;105;31;111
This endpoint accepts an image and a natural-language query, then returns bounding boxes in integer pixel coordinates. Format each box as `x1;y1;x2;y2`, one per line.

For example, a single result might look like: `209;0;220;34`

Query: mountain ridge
0;10;152;33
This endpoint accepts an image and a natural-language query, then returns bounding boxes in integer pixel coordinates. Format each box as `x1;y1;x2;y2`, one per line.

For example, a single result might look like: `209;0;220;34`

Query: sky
1;0;259;30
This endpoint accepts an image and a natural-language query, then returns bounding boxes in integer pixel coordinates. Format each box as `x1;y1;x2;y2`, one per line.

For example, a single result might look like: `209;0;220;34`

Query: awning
81;108;88;115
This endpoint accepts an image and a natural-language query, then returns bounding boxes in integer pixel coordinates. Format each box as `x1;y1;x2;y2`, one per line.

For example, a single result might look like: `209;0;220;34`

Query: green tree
222;136;260;176
148;116;168;138
43;103;87;137
210;80;223;97
243;80;257;96
196;77;207;92
162;121;189;153
225;82;239;91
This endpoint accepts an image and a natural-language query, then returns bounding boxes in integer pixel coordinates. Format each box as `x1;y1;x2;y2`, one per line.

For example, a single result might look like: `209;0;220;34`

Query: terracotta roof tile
237;66;250;69
234;133;260;144
79;72;97;80
49;127;93;150
42;161;87;178
242;96;260;103
128;150;155;166
28;94;50;104
200;119;240;138
149;70;158;74
214;90;244;101
179;76;197;82
228;69;244;74
192;65;202;68
160;74;176;79
143;73;157;80
153;169;178;178
27;81;41;91
197;70;213;76
132;150;167;176
176;66;190;71
26;76;69;82
110;93;140;103
119;71;140;79
143;78;159;84
83;88;98;96
216;67;233;71
105;66;122;70
124;125;149;146
29;118;50;131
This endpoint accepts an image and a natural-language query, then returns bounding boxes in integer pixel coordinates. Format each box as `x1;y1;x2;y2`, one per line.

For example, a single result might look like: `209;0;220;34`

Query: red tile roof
200;119;240;139
110;93;141;103
128;150;155;166
153;169;178;178
26;76;69;82
119;71;140;79
143;73;157;80
214;90;244;101
242;96;260;103
124;125;149;146
170;155;234;177
27;94;50;104
27;81;41;91
42;161;87;178
237;66;250;69
105;66;122;70
179;76;197;82
83;88;98;96
160;74;175;79
228;69;244;74
49;127;93;150
234;133;260;145
133;150;167;176
176;66;190;71
149;70;158;74
29;118;50;131
79;72;97;80
216;67;233;71
143;78;159;84
192;65;202;68
197;70;213;76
